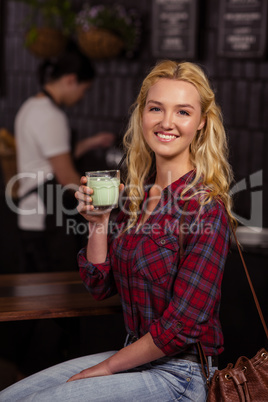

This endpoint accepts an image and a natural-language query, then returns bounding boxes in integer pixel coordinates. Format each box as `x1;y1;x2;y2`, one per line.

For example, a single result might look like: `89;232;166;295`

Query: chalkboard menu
152;0;198;59
218;0;268;58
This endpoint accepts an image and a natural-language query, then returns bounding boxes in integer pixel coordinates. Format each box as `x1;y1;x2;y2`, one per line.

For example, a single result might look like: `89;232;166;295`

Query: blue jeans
0;351;217;401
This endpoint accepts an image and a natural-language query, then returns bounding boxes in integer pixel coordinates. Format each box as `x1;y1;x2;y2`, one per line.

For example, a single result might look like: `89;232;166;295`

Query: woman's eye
179;110;190;116
149;107;161;112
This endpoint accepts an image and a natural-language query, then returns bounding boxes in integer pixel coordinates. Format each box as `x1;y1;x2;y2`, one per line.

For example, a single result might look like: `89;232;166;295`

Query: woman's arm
76;176;125;297
67;332;165;381
85;218;110;264
75;175;113;263
149;201;231;356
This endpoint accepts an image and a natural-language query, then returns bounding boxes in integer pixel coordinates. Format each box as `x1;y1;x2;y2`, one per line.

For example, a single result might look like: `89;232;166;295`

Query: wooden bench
0;271;122;322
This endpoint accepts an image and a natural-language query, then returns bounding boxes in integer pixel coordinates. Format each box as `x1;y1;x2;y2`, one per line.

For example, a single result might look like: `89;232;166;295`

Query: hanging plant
75;3;141;59
14;0;76;58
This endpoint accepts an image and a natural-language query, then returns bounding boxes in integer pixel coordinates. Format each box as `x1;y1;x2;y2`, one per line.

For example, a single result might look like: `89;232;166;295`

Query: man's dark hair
38;41;96;85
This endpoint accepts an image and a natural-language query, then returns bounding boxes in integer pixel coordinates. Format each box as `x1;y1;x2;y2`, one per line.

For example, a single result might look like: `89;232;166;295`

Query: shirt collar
167;169;196;196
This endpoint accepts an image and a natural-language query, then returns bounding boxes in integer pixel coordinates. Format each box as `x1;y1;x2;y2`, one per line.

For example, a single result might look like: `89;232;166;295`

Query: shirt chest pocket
133;231;179;284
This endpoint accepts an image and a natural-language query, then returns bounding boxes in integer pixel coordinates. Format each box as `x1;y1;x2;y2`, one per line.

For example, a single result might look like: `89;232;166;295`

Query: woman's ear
198;115;206;131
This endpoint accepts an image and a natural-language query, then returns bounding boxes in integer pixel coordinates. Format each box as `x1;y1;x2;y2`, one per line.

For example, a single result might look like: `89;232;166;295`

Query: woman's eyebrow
146;100;195;109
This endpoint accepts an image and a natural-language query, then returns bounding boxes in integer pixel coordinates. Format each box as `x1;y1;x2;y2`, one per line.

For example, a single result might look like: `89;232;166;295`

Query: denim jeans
0;351;217;401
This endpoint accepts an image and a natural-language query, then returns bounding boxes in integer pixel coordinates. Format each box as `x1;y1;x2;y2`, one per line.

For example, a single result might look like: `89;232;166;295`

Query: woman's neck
154;158;194;189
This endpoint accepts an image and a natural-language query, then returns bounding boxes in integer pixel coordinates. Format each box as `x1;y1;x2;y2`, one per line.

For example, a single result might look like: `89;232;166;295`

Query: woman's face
142;78;205;164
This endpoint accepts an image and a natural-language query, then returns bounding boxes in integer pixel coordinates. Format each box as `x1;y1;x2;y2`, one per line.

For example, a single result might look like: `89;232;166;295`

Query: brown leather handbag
202;226;268;401
207;348;268;401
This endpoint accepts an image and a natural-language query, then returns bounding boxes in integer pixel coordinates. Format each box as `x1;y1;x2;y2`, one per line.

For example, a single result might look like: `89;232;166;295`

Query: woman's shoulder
184;196;229;227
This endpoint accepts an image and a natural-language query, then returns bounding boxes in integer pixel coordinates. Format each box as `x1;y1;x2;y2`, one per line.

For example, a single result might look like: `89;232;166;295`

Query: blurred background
0;0;267;237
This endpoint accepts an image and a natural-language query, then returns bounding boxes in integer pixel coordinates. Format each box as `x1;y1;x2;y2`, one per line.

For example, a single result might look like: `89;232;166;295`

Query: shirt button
160;239;166;245
177;322;182;328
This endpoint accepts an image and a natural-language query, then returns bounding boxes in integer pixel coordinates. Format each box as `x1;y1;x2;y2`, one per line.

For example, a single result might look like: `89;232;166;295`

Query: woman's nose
160;112;174;129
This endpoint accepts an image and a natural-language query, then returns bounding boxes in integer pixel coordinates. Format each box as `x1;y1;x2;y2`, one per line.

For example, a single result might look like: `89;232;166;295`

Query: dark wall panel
0;0;267;227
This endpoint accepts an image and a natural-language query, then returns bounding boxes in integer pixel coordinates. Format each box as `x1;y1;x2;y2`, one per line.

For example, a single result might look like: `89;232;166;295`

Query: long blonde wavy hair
123;60;236;229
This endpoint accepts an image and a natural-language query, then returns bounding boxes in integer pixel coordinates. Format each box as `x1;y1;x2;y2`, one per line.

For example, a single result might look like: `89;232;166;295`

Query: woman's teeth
157;133;177;139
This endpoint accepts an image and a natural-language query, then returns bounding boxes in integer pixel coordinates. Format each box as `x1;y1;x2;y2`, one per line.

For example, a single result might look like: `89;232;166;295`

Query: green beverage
86;170;120;209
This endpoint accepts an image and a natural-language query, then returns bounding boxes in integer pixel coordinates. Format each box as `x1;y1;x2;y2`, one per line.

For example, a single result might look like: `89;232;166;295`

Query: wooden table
0;271;122;322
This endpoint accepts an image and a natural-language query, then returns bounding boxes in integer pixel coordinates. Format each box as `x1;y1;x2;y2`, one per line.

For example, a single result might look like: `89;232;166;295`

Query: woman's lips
155;132;179;142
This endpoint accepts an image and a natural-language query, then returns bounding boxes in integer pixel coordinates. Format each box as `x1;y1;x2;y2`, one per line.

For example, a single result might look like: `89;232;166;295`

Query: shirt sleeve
149;201;230;355
78;212;127;300
78;246;118;300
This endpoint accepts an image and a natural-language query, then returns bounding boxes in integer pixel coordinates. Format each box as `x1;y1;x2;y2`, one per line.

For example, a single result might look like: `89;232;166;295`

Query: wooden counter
0;271;122;321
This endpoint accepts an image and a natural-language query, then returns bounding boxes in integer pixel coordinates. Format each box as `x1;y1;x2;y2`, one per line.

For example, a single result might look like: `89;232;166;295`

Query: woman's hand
67;361;112;382
75;176;111;224
75;175;124;262
75;176;124;225
66;333;165;383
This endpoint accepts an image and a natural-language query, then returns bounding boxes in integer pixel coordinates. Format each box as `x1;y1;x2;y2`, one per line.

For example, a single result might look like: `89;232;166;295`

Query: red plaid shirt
78;170;230;356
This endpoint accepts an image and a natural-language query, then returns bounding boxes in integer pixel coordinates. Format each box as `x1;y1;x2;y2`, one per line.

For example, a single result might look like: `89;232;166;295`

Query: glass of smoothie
85;170;120;210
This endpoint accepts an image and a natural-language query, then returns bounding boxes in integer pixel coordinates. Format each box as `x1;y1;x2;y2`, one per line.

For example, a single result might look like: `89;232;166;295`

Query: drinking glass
85;170;120;210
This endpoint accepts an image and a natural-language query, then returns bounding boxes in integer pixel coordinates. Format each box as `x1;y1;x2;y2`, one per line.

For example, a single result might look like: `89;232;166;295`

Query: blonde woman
0;61;234;401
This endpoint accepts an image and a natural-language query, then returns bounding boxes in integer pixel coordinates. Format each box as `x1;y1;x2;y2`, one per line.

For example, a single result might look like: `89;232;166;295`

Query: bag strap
230;224;268;338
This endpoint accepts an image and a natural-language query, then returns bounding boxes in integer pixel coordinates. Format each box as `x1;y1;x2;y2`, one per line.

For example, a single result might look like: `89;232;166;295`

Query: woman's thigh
0;351;117;401
0;353;210;402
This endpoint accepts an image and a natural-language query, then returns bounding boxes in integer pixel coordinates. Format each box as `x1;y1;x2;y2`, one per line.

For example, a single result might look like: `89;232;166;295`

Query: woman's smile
154;131;180;142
